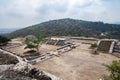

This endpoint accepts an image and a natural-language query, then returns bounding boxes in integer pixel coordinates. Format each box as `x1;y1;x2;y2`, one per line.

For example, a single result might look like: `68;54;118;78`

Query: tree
24;36;44;52
103;60;120;80
0;36;10;45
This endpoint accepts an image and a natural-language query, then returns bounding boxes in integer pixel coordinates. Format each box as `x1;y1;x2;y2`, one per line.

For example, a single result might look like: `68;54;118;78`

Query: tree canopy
24;36;44;52
0;36;10;45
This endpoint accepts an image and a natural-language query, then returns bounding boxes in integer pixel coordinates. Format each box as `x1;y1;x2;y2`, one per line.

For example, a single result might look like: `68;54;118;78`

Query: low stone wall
0;49;62;80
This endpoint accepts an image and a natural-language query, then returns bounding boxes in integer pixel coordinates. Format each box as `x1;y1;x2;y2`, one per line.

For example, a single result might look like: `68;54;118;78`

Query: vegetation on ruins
103;60;120;80
24;36;44;52
6;18;120;39
0;36;10;45
90;43;98;48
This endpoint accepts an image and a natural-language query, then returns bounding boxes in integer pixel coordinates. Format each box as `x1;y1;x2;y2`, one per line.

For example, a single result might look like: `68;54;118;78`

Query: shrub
103;60;120;80
90;43;98;48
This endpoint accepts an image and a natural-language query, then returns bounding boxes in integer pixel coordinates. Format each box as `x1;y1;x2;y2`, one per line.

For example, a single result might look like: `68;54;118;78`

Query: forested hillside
6;18;120;39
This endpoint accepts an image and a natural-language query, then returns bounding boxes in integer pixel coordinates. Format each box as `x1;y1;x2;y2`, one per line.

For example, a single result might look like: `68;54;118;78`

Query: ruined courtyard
0;37;120;80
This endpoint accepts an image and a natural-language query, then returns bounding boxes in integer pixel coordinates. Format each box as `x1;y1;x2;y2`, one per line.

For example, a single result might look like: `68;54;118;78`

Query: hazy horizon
0;0;120;28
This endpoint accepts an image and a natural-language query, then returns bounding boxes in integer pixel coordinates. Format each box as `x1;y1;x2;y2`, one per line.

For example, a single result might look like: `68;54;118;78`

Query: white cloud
0;0;120;28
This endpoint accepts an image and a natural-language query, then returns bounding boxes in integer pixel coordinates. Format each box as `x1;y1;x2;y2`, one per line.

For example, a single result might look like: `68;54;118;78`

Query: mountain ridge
6;18;120;39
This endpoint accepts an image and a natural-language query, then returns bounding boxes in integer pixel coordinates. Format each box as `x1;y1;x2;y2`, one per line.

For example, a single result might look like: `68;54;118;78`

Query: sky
0;0;120;29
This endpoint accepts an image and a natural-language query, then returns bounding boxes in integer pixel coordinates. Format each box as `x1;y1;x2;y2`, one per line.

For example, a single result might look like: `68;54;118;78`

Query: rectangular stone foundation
97;39;116;53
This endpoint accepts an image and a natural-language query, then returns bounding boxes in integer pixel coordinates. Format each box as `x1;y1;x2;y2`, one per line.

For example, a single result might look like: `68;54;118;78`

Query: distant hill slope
6;18;120;39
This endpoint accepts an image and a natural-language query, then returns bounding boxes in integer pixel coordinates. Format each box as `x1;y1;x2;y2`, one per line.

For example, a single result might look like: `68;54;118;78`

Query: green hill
6;18;120;39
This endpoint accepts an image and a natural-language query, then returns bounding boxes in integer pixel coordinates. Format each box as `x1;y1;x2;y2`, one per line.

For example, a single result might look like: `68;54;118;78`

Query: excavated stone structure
0;49;62;80
97;39;118;53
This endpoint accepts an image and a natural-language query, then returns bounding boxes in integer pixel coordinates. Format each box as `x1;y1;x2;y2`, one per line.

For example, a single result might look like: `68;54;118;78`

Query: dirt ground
34;44;119;80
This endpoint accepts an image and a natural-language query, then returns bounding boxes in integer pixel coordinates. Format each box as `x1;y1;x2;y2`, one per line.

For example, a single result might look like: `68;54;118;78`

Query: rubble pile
43;37;72;46
0;51;19;65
